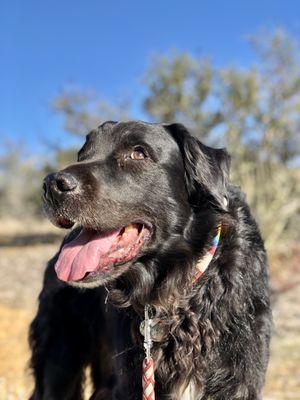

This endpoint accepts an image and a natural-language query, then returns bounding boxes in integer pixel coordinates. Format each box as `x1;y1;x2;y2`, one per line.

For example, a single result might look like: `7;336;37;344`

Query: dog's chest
180;383;196;400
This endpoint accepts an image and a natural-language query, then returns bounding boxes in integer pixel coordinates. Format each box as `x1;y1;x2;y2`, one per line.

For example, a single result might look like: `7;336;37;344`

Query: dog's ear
164;123;230;211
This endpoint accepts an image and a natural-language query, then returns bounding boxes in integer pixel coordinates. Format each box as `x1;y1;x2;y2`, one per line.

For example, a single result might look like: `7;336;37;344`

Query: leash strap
142;357;155;400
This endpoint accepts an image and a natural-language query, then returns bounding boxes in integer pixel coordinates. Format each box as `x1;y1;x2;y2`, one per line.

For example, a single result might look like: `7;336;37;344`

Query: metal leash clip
143;304;153;361
140;306;169;343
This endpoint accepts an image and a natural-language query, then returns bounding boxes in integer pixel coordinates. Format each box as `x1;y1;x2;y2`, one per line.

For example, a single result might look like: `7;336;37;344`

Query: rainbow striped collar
192;224;221;284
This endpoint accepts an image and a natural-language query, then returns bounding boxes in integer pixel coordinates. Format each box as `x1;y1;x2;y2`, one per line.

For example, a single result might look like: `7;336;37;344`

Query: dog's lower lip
56;217;75;229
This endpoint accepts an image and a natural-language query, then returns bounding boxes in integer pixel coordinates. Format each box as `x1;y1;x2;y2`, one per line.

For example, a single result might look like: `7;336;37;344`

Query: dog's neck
140;223;222;341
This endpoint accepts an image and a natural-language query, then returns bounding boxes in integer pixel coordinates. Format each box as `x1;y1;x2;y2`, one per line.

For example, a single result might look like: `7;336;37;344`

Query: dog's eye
130;146;147;161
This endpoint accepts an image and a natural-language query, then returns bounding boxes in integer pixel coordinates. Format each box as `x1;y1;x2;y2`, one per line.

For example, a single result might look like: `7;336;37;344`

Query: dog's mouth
54;223;152;283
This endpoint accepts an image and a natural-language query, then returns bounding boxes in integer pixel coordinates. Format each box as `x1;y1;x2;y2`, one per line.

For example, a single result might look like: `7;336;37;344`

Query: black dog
29;121;271;400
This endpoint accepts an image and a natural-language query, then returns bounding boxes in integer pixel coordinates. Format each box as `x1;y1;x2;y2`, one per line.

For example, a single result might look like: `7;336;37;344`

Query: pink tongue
55;229;120;282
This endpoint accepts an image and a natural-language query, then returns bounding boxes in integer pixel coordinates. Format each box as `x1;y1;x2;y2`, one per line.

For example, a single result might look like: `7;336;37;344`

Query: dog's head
43;121;230;288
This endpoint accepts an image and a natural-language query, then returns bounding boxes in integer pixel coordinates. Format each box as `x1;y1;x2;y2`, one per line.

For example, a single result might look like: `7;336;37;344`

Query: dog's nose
43;172;78;200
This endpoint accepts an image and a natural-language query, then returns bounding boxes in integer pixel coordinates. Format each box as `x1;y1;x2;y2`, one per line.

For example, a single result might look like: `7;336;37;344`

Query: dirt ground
0;220;299;399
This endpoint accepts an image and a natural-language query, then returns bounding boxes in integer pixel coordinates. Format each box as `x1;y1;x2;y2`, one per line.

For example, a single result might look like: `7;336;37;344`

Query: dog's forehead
88;121;179;154
113;121;177;147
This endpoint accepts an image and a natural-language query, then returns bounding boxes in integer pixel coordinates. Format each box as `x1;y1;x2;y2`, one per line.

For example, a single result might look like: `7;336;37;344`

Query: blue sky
1;0;300;154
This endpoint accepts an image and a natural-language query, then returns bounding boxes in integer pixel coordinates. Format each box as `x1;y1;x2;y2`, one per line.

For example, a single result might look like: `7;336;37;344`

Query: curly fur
29;121;271;400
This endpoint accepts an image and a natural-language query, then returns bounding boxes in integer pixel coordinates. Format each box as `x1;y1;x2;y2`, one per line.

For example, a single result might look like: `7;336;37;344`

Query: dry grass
0;305;33;399
0;218;61;237
0;219;299;399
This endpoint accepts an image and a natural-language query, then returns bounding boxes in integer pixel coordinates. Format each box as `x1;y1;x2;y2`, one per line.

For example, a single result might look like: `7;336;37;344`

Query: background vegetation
1;29;299;250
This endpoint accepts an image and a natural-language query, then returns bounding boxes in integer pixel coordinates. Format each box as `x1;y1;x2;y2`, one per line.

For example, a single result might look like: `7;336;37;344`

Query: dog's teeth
125;224;138;233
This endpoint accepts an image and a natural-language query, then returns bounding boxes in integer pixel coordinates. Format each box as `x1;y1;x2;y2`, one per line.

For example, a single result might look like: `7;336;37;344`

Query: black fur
29;121;272;399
